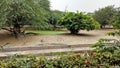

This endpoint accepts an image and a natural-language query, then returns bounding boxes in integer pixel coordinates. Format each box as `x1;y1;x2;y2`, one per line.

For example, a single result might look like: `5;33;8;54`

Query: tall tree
0;0;49;38
93;5;116;28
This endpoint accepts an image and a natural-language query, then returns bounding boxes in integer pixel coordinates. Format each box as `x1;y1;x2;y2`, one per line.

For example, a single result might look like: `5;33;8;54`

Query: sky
49;0;120;12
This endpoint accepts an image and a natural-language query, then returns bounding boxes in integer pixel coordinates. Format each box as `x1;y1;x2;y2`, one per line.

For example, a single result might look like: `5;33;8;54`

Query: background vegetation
0;0;120;37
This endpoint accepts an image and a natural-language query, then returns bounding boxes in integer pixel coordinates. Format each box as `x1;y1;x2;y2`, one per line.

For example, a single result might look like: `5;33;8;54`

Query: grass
25;30;66;35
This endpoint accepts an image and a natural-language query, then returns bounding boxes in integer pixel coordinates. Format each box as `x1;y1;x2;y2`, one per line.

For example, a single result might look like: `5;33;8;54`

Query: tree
49;10;64;30
112;7;120;29
105;7;120;43
58;12;100;34
108;7;120;38
93;5;116;28
0;0;49;38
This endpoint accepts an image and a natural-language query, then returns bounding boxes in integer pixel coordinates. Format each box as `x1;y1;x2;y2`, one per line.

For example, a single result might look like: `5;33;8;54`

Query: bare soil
0;29;117;47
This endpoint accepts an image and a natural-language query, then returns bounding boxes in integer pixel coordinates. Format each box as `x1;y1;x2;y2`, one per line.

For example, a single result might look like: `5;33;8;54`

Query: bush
58;12;100;34
0;52;120;68
92;39;120;53
92;38;120;66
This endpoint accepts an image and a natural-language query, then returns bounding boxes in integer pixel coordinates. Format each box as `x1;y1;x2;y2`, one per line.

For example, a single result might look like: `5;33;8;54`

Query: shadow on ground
60;33;97;37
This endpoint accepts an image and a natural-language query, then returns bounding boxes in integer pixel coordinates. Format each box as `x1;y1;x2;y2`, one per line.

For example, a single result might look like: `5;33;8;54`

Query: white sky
49;0;120;12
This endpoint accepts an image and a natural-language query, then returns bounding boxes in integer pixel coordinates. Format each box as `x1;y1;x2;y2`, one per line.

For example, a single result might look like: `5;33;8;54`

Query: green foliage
93;5;116;28
0;0;52;31
49;10;64;30
107;30;120;36
112;7;120;29
38;0;50;11
0;0;44;26
0;0;53;38
92;38;120;66
0;52;120;68
92;38;120;53
0;55;38;68
35;0;54;30
58;12;100;34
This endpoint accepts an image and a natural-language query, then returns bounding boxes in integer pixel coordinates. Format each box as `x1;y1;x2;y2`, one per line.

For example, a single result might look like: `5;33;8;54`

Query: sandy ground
0;29;118;47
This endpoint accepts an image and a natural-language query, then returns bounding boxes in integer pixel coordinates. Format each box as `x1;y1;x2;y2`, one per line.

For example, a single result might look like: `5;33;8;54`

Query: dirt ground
0;29;118;47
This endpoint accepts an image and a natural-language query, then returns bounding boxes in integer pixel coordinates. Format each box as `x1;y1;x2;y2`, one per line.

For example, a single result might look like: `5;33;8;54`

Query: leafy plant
0;52;120;68
92;38;120;53
92;38;120;66
107;30;120;36
58;12;100;34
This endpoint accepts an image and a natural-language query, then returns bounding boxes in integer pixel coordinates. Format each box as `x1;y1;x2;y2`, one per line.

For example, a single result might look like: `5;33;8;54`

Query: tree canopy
0;0;50;38
58;12;100;34
112;7;120;29
93;5;116;28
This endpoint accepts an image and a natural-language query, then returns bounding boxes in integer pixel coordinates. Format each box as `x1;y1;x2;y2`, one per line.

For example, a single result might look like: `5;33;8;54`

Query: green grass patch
25;30;66;35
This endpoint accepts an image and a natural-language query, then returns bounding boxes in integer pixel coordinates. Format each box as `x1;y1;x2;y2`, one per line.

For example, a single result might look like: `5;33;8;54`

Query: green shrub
92;38;120;53
0;52;120;68
92;38;120;66
107;30;120;36
58;12;100;34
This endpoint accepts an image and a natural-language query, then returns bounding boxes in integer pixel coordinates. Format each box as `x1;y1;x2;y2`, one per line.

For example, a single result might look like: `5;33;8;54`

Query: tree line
92;5;120;29
0;0;120;38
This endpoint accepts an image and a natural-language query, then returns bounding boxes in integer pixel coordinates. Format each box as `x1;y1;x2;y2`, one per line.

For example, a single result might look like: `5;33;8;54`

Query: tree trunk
13;24;21;38
70;29;79;34
100;25;103;29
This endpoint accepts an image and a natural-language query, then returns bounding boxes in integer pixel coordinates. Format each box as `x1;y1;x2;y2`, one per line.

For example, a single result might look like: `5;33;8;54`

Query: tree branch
1;27;13;32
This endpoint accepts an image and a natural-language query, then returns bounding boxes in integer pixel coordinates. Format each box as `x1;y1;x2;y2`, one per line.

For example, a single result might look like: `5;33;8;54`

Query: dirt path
0;29;117;47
